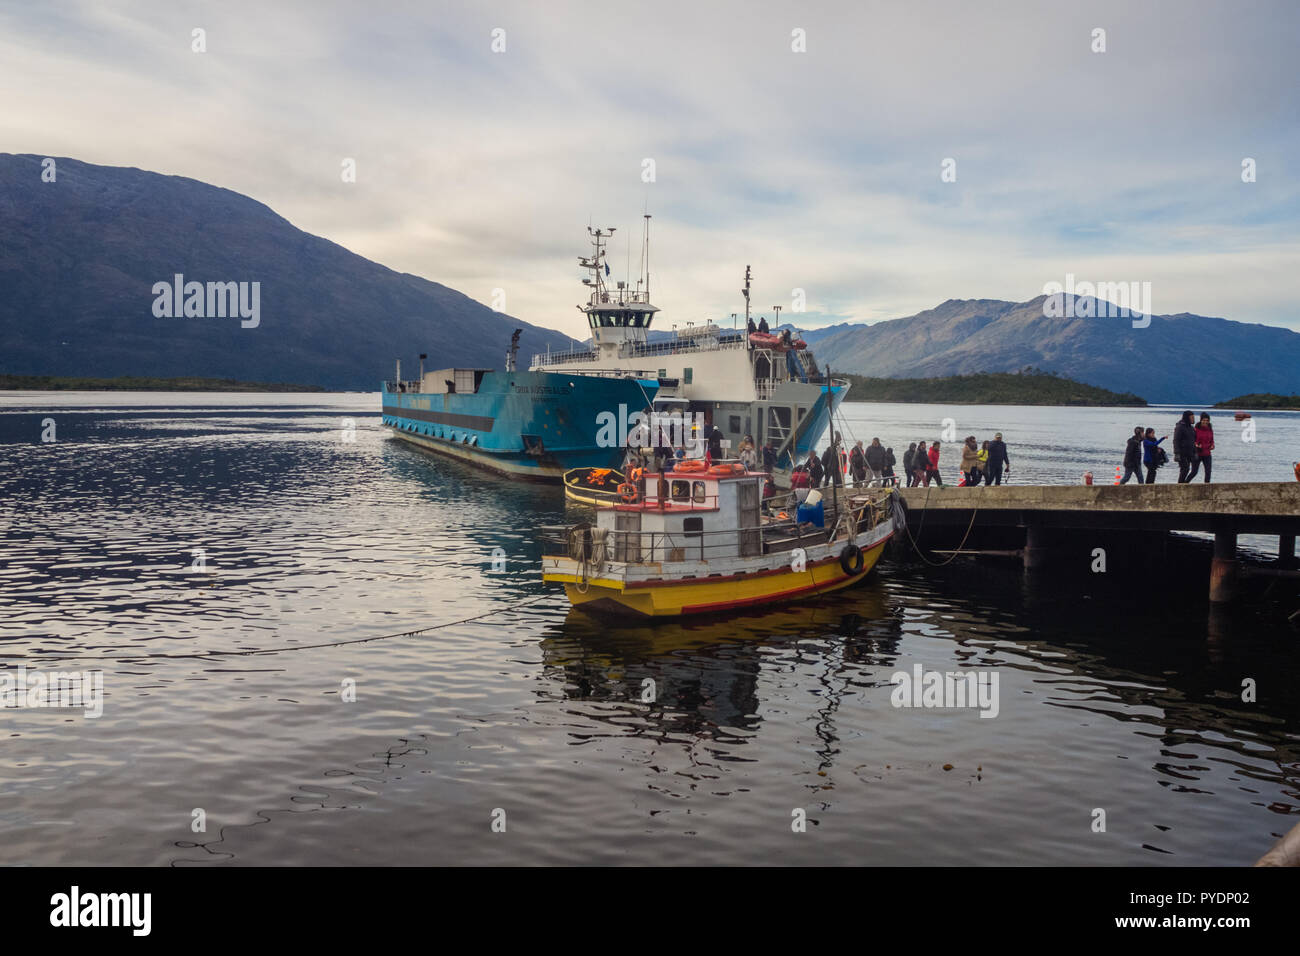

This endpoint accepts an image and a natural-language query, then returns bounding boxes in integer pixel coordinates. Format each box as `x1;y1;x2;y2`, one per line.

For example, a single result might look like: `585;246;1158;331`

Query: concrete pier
899;482;1300;602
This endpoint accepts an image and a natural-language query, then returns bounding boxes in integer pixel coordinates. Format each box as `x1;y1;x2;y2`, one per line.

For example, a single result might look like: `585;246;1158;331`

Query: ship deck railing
532;349;597;366
541;493;888;565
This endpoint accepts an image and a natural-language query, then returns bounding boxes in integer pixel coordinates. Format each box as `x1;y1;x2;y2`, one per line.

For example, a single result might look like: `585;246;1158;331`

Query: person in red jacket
1194;413;1215;483
925;441;944;486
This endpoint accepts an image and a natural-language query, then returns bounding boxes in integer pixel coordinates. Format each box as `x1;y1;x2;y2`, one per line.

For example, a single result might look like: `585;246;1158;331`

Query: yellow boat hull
551;537;889;617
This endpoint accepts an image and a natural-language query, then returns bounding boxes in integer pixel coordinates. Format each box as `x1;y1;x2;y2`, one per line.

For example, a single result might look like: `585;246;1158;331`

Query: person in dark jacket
1143;427;1168;484
1120;426;1145;484
806;450;823;487
821;432;843;488
849;441;867;486
902;443;917;487
761;441;777;473
883;447;896;485
707;423;723;461
986;433;1010;485
1174;411;1198;483
1194;413;1215;483
758;316;770;334
864;437;886;485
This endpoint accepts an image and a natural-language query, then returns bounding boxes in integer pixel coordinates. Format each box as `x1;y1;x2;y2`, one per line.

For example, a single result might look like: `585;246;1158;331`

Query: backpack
1156;447;1168;467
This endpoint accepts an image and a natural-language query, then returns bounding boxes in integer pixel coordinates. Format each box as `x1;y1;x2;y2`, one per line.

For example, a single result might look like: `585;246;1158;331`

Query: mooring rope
901;484;982;567
5;593;555;666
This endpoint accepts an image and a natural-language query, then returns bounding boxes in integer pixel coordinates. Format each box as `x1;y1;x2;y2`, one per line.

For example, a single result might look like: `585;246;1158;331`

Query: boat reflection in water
537;589;901;750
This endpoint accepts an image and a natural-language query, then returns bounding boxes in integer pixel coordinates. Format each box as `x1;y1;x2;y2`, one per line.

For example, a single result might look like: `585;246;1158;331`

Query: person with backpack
1194;413;1215;483
1121;426;1145;484
903;443;918;487
1174;411;1198;482
926;441;944;486
883;447;897;486
1143;427;1168;484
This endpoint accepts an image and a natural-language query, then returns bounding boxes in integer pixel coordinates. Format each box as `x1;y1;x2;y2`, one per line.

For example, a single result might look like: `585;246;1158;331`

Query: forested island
0;375;327;392
838;371;1146;406
1214;393;1300;410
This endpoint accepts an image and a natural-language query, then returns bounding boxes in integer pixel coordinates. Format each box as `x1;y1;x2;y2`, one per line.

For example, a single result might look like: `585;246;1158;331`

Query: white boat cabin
603;468;764;564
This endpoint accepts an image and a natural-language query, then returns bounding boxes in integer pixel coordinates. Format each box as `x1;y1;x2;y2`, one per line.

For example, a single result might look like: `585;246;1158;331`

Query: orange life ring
618;482;638;503
708;463;745;476
628;467;643;482
676;459;708;473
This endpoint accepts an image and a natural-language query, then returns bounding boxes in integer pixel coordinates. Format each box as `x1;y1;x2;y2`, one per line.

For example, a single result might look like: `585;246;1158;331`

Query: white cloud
3;0;1297;339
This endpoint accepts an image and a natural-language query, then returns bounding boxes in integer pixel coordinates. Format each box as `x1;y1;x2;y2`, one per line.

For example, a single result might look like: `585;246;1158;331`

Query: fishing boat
563;466;628;506
541;464;897;617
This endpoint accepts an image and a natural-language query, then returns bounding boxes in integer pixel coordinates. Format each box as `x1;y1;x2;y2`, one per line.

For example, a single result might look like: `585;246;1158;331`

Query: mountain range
0;154;581;388
796;298;1300;404
2;154;1296;402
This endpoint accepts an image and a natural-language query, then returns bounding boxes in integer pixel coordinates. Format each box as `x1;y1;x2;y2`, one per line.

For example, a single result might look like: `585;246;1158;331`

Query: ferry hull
552;533;890;617
381;370;658;481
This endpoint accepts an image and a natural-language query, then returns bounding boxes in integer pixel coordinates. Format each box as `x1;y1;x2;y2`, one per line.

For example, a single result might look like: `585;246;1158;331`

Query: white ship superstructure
530;218;850;481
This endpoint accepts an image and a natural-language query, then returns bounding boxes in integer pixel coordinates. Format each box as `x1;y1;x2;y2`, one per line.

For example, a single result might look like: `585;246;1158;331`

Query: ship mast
741;265;752;326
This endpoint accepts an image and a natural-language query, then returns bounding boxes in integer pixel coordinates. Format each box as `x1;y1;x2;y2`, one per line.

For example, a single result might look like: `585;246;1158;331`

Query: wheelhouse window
692;481;707;503
670;479;691;501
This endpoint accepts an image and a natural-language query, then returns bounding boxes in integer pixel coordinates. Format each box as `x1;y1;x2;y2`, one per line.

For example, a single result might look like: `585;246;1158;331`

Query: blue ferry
383;218;847;483
381;343;658;479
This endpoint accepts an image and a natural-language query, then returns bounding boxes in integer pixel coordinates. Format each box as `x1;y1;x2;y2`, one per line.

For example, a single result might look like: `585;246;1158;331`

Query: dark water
1;392;1297;865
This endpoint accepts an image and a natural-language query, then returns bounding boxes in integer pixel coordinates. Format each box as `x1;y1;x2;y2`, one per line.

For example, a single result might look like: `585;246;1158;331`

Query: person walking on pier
1174;411;1198;483
865;437;886;485
986;432;1011;485
960;436;982;486
849;440;867;486
821;432;844;489
1121;426;1145;484
1143;427;1168;484
883;447;897;486
926;441;944;486
1195;413;1215;483
903;443;918;487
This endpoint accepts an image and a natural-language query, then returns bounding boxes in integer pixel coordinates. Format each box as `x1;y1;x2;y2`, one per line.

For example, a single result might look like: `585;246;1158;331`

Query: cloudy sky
4;0;1297;340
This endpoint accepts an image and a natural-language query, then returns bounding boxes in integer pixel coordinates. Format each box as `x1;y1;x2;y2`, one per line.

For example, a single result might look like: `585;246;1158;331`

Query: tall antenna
642;214;652;301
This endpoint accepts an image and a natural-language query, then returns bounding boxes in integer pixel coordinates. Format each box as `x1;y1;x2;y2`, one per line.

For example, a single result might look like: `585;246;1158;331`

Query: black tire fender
840;543;865;575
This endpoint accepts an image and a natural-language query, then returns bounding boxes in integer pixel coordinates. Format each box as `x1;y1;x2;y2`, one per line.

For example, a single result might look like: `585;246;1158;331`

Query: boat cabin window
729;415;741;433
684;367;693;384
670;479;691;501
683;517;703;536
692;481;706;503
